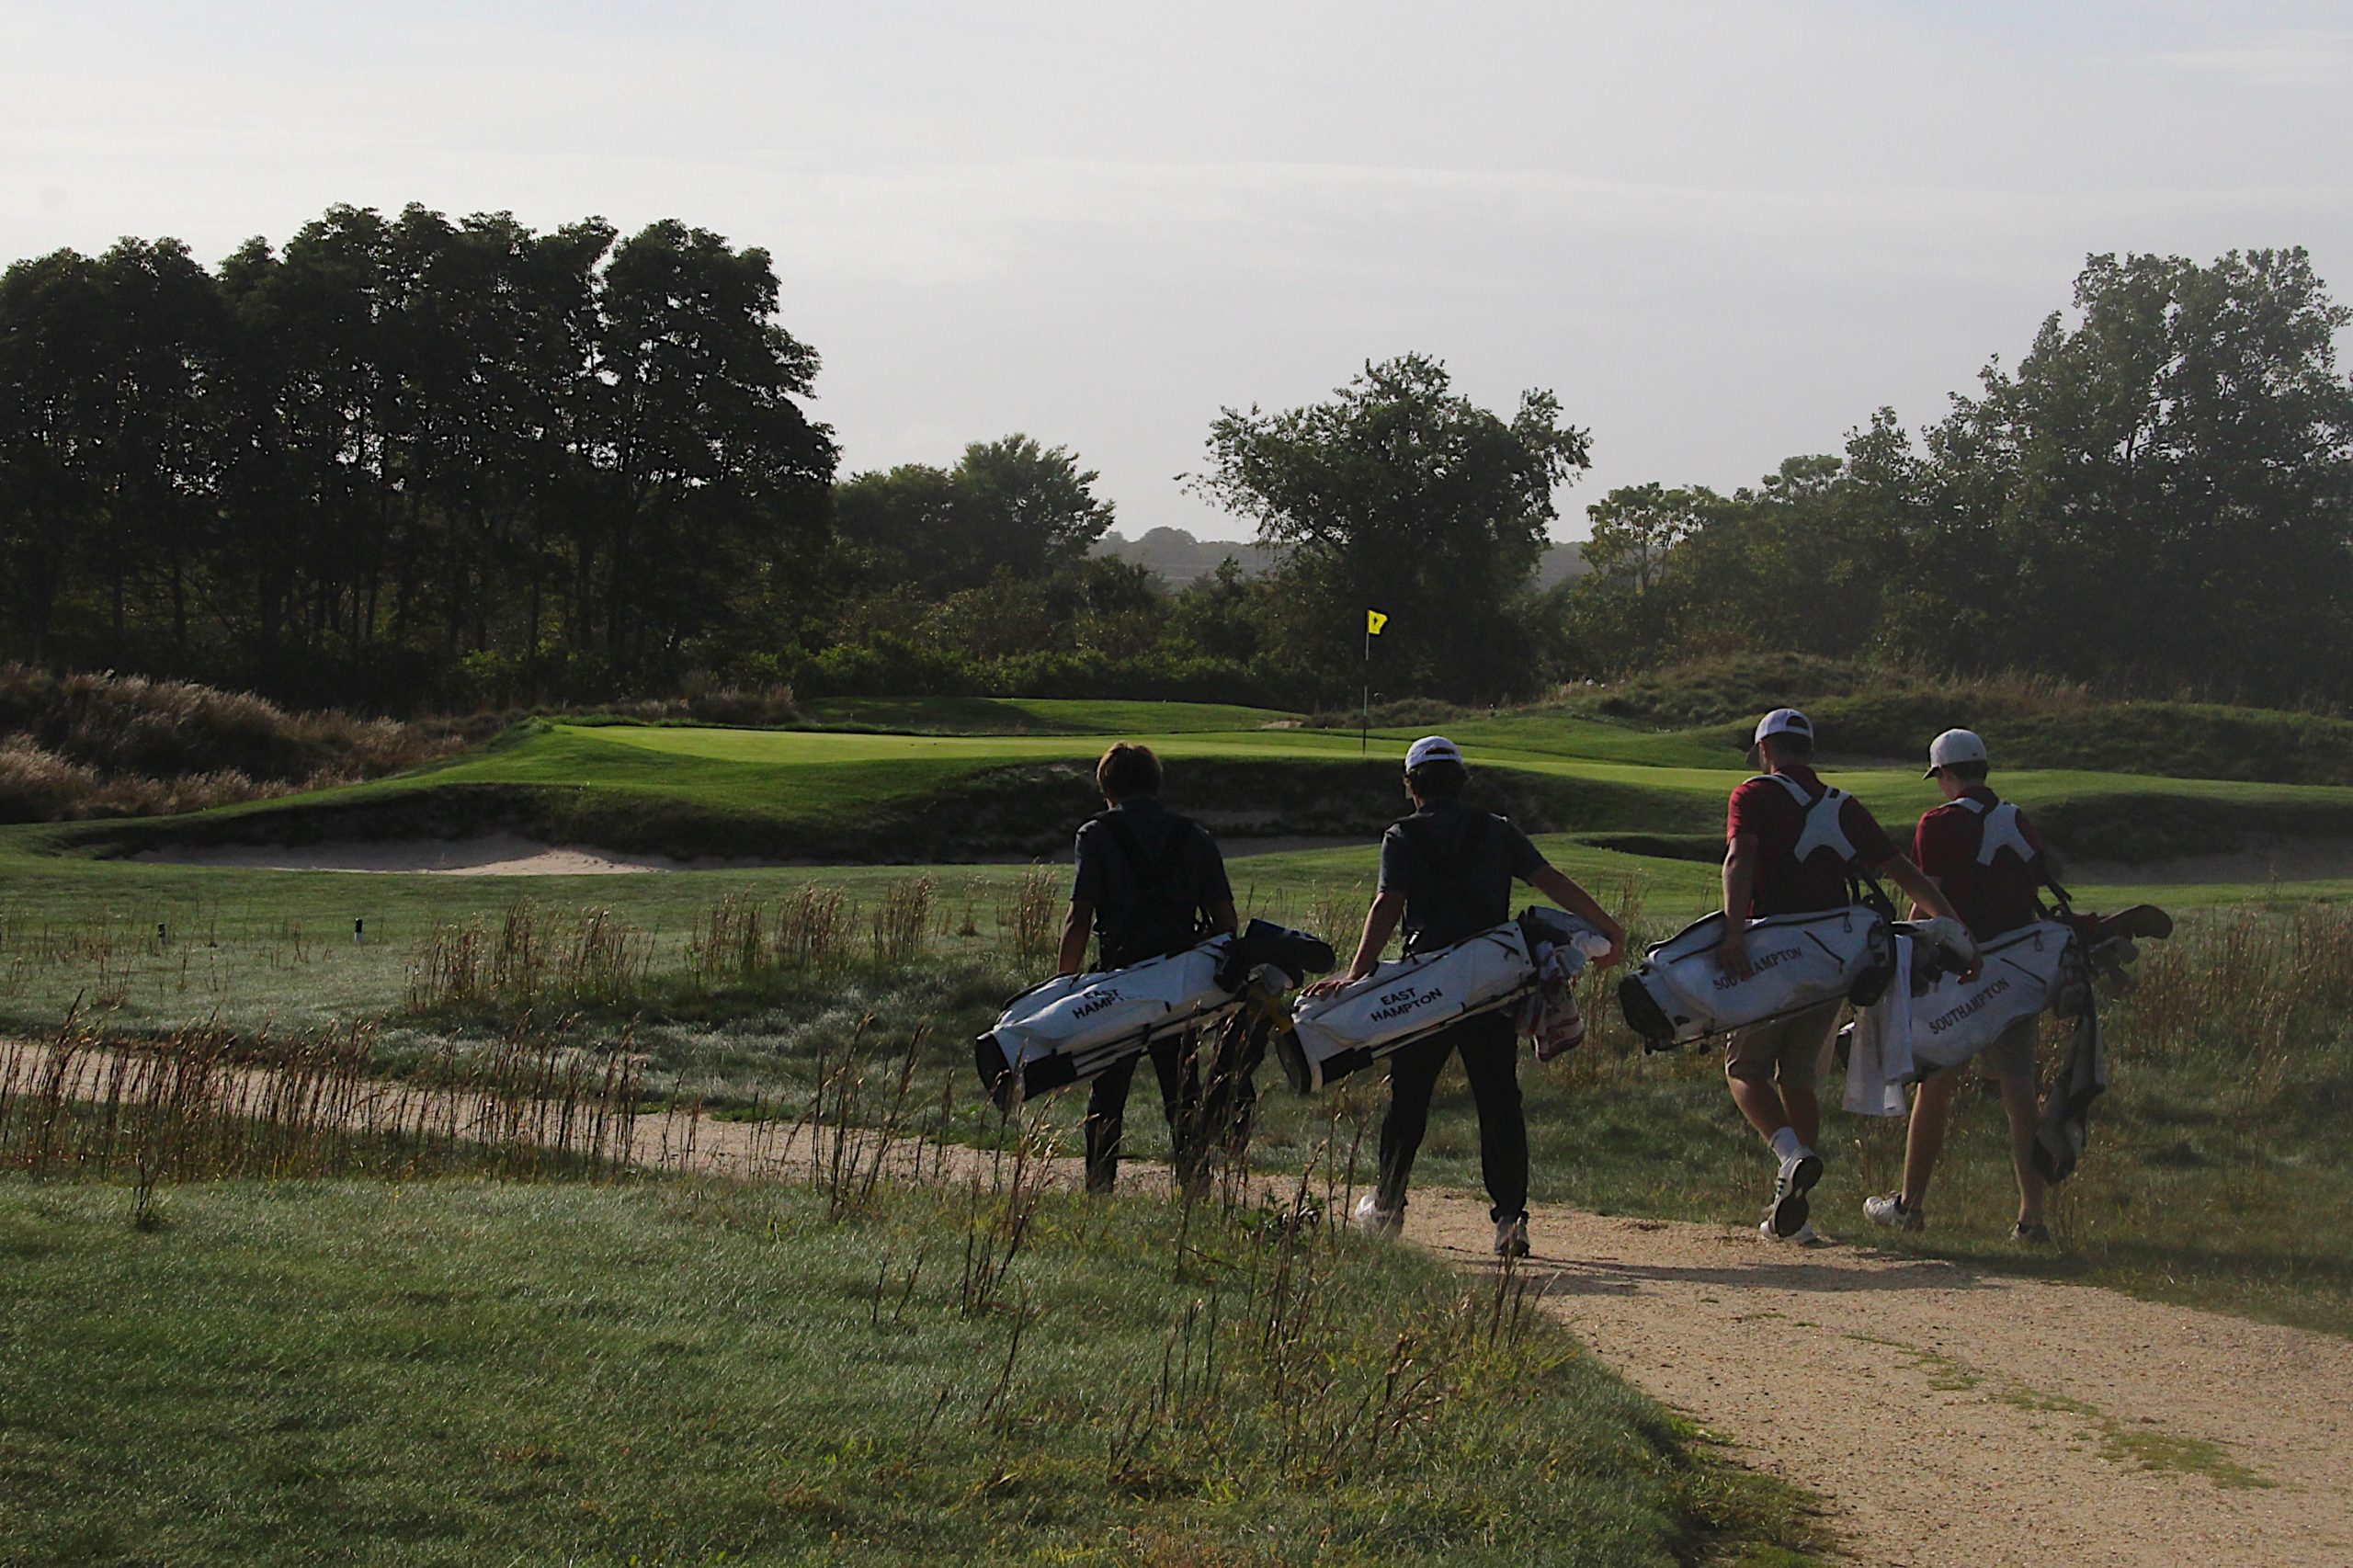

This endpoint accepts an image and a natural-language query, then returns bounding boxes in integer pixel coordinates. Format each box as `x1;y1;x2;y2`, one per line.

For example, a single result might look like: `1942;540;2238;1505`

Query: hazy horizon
5;1;2347;542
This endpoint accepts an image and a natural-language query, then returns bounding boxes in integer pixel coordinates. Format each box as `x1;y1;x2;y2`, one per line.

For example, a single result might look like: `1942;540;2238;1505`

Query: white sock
1768;1127;1805;1162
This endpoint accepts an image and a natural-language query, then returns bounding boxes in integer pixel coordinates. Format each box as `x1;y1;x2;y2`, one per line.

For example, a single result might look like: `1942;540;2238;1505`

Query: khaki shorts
1929;1016;2039;1083
1724;998;1844;1089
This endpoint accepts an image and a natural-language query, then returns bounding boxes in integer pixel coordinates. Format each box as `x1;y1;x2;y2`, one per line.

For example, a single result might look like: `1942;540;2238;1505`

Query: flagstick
1361;616;1370;756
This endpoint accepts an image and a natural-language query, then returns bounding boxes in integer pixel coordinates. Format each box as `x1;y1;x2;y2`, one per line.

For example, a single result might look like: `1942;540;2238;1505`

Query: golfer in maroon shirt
1865;729;2056;1244
1722;710;1964;1243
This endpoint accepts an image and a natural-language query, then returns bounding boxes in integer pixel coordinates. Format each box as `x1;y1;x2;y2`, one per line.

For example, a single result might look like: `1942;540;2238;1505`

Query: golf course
8;688;2353;1566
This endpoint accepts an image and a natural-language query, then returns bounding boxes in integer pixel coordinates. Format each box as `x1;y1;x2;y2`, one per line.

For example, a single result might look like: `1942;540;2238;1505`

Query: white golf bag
1282;922;1538;1093
976;938;1242;1110
1908;919;2076;1074
1616;905;1897;1051
975;920;1337;1111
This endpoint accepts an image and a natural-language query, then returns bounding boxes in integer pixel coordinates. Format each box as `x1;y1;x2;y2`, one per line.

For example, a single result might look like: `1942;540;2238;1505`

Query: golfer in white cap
1722;709;1964;1243
1304;736;1625;1257
1865;729;2057;1242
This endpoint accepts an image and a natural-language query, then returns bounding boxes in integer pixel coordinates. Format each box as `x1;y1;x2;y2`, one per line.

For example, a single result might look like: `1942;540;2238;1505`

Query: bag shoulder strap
1094;810;1199;895
1397;810;1492;886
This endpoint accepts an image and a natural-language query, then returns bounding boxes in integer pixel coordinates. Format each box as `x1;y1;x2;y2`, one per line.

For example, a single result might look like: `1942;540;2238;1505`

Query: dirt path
1405;1192;2353;1567
11;1039;2349;1565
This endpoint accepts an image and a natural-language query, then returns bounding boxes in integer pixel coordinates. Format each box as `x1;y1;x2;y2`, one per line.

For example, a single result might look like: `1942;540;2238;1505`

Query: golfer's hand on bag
1717;925;1754;980
1302;971;1364;1001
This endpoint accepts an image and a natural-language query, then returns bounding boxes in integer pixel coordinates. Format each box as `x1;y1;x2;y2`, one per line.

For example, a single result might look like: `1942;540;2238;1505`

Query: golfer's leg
1902;1072;1960;1210
1776;1002;1837;1149
1376;1034;1450;1215
1726;1021;1793;1142
1458;1014;1529;1222
1997;1070;2047;1225
1085;1055;1140;1195
1215;1019;1267;1166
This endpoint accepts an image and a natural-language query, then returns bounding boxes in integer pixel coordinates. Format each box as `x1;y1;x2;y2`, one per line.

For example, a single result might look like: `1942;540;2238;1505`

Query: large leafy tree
0;203;836;702
1196;353;1591;699
834;434;1115;597
1924;249;2353;696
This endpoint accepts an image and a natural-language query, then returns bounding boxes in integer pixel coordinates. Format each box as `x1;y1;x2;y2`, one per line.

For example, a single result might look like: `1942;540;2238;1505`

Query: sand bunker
2071;835;2353;887
129;833;755;876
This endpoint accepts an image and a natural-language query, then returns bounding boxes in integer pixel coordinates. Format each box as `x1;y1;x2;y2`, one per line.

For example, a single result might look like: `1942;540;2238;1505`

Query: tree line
0;204;834;708
1564;250;2353;707
5;209;2348;714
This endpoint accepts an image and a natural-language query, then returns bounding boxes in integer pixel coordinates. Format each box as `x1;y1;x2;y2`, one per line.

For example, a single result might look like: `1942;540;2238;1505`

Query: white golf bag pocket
976;938;1240;1110
1617;906;1893;1050
1908;920;2074;1073
1287;923;1536;1092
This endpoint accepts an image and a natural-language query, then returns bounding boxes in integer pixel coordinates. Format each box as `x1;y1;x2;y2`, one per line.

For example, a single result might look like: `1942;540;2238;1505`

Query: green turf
0;1177;1822;1567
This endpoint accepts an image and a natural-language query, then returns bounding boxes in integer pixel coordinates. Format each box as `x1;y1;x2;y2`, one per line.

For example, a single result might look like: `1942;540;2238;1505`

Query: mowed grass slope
0;1177;1820;1567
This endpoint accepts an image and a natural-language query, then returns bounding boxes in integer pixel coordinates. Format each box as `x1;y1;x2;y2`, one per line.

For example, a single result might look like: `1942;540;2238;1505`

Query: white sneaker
1351;1193;1402;1238
1759;1216;1825;1246
1863;1193;1925;1233
1494;1215;1530;1257
1768;1147;1824;1238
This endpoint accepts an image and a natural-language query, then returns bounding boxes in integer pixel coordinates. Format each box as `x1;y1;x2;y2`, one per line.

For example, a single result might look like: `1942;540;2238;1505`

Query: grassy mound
1551;653;2353;785
0;1178;1819;1566
0;666;460;824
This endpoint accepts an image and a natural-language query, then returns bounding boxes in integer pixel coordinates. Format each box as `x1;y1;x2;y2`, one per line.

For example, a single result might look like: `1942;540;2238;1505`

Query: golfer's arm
1339;891;1408;982
1056;900;1094;975
1907;871;1945;923
1529;865;1623;945
1722;836;1757;923
1205;899;1239;938
1881;855;1961;925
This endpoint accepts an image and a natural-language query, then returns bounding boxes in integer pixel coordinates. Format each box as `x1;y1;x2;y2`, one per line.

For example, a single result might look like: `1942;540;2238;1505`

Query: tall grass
0;1013;642;1205
404;900;654;1013
0;665;460;823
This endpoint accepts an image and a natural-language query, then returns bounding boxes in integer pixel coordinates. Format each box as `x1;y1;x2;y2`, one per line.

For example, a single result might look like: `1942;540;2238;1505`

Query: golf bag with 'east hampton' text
1274;906;1613;1093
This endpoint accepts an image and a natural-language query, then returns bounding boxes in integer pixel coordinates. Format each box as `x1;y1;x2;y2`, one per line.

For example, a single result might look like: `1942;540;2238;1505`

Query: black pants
1085;1036;1190;1195
1375;1010;1528;1223
1084;1024;1262;1195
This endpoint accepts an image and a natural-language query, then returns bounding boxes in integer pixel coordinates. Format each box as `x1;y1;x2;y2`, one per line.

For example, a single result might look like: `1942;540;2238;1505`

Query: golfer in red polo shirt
1722;709;1964;1243
1865;729;2056;1243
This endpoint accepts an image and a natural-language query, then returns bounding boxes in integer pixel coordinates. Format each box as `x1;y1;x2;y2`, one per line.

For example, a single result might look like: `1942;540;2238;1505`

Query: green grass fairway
0;1177;1820;1567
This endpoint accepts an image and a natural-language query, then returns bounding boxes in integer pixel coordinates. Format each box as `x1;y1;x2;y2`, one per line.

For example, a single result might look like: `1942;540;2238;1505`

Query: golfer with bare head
1721;710;1964;1243
1056;743;1239;1196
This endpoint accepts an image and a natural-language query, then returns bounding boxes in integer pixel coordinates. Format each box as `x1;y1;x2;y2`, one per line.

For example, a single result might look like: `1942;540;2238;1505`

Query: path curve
1406;1191;2353;1568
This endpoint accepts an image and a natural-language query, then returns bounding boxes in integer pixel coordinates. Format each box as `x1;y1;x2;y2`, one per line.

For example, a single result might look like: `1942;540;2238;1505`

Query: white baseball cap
1925;728;1990;778
1404;734;1465;771
1752;709;1813;745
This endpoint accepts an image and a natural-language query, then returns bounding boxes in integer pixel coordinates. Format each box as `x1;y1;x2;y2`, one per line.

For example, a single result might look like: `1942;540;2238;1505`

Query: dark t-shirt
1914;786;2046;938
1377;801;1547;953
1725;765;1897;917
1070;797;1233;966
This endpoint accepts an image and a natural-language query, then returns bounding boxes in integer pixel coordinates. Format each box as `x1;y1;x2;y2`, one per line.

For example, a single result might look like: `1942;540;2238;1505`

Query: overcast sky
5;1;2347;541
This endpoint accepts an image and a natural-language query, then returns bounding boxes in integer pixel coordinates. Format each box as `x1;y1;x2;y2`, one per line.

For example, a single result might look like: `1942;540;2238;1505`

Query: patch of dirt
1405;1193;2353;1567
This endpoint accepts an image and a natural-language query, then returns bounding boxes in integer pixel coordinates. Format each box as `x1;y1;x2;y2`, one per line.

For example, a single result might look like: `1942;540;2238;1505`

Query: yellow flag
1366;609;1388;636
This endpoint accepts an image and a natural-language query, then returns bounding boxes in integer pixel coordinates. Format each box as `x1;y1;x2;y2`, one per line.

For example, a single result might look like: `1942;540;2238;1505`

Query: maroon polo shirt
1726;765;1897;917
1914;786;2046;938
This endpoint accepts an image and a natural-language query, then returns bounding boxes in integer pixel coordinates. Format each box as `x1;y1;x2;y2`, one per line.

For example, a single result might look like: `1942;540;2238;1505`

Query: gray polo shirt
1378;801;1546;953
